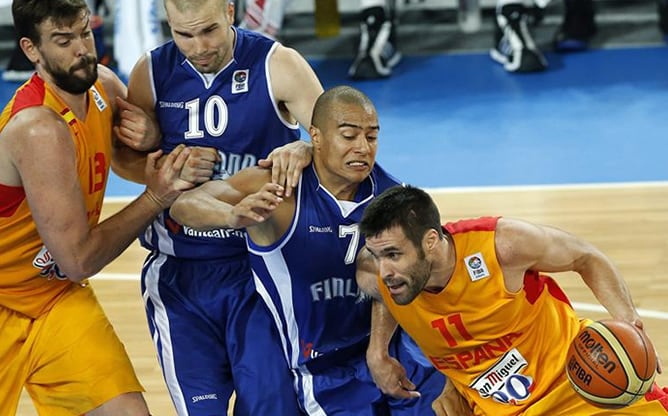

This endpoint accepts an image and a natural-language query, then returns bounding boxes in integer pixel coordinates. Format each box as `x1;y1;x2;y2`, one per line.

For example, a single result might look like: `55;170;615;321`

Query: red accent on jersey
11;74;46;116
445;216;500;235
645;383;668;410
523;270;573;307
0;184;25;217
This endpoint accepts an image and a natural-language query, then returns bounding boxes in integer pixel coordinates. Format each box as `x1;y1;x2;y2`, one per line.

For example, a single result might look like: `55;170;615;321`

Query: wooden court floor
16;183;668;415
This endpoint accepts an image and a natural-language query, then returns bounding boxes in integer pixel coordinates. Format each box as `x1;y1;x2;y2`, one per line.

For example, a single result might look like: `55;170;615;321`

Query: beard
391;255;432;306
45;55;98;94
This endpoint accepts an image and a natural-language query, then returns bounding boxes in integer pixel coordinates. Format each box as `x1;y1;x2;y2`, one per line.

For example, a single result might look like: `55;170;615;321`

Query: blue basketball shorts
293;330;446;415
141;251;302;415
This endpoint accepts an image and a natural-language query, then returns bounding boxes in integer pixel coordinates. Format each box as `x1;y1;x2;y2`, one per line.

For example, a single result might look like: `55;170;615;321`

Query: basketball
566;319;657;408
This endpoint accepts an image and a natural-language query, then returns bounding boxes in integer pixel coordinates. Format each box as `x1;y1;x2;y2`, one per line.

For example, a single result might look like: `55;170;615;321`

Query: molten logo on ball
576;329;618;375
566;320;657;409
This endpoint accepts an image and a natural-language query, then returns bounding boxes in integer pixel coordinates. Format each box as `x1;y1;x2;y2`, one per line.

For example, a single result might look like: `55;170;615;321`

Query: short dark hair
311;85;375;129
12;0;90;45
360;185;445;248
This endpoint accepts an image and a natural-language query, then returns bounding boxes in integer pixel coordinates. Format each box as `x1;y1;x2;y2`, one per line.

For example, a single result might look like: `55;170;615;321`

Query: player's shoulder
7;105;64;131
268;43;305;68
1;105;70;157
96;64;125;102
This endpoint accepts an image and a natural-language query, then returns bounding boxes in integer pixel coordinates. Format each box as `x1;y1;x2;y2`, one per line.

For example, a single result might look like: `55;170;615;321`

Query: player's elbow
63;265;96;283
58;258;99;283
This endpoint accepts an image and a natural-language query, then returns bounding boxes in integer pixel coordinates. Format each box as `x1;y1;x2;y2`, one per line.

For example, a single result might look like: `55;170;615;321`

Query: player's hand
227;183;284;228
366;351;420;400
114;96;161;151
431;380;473;416
181;146;220;184
632;319;663;374
144;145;195;208
258;141;313;197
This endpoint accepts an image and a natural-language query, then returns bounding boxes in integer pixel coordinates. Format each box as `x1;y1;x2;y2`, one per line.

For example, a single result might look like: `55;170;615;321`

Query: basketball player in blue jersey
169;86;446;415
110;0;324;414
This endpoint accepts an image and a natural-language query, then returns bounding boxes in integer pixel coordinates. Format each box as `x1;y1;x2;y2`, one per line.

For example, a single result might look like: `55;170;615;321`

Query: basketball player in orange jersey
0;0;196;414
357;185;668;416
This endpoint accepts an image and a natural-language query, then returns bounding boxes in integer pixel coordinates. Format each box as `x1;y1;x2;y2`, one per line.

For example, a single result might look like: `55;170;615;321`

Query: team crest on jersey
464;252;490;281
232;69;249;94
90;86;107;111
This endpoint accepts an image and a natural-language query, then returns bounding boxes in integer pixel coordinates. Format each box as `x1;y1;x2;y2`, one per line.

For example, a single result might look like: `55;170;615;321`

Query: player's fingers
657;356;663;374
389;386;420;400
257;158;272;168
259;183;285;201
240;209;268;224
115;95;131;110
146;148;164;169
399;376;417;392
116;95;144;113
283;164;300;197
159;145;188;176
170;145;191;172
271;158;288;190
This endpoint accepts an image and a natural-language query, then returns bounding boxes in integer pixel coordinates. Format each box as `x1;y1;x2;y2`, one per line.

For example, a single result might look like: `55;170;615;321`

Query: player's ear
226;1;235;23
309;125;321;149
19;37;39;65
423;229;439;254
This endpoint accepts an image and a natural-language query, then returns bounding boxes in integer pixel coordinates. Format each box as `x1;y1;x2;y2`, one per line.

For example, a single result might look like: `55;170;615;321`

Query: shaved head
311;86;375;130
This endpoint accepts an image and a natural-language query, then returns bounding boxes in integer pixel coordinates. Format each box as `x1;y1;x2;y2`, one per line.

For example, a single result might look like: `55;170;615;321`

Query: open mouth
386;281;406;295
346;161;369;169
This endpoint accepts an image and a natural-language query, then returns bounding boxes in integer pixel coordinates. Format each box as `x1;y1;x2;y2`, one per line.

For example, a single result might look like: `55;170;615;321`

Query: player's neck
427;237;456;291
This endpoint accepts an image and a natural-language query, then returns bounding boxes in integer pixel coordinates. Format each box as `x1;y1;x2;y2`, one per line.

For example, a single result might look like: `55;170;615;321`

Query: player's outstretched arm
2;106;193;282
356;249;420;399
170;167;280;230
496;217;661;372
367;300;420;400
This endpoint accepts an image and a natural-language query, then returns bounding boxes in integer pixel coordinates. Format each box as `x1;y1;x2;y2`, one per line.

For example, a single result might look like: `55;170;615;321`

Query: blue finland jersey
142;28;301;260
247;164;401;369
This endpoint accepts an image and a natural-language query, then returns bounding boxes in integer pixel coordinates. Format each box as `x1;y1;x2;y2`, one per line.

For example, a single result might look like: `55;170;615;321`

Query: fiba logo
464;252;490;281
234;71;247;83
468;256;482;269
232;69;249;93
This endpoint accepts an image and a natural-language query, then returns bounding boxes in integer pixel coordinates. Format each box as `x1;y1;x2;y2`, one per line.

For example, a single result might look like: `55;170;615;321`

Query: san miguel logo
33;246;67;280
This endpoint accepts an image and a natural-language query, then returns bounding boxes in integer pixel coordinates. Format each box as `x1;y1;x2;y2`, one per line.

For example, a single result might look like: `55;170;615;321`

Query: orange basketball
566;319;657;408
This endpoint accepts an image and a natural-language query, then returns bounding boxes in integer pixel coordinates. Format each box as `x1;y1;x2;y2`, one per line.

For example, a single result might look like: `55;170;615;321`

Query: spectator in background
554;0;668;52
113;0;163;79
239;0;668;79
239;0;547;77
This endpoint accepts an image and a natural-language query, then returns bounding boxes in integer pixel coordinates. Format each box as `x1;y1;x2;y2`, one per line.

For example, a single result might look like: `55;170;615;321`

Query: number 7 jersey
247;164;401;369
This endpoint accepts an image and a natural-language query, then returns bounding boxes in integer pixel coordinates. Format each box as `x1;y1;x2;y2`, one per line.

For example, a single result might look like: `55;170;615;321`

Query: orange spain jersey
0;74;112;318
379;217;582;416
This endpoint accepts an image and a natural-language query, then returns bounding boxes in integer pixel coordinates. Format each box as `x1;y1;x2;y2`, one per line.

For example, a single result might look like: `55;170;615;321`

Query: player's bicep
496;217;588;274
269;45;323;127
7;110;90;260
127;54;157;115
